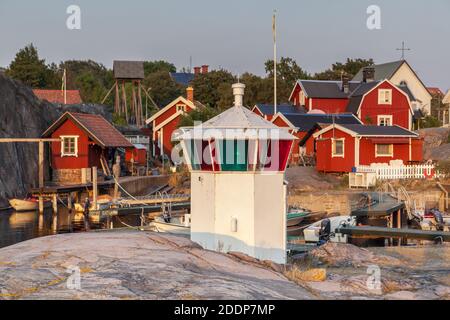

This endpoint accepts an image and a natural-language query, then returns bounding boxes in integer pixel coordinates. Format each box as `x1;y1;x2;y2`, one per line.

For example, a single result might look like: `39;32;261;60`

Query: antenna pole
273;10;277;115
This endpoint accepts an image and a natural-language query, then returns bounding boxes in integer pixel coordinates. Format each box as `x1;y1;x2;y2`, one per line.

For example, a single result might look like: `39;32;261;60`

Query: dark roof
42;112;133;148
338;124;418;137
283;113;361;132
255;104;306;116
398;85;416;101
352;60;404;81
298;80;360;98
113;61;144;80
352;192;405;217
413;109;425;120
170;72;195;86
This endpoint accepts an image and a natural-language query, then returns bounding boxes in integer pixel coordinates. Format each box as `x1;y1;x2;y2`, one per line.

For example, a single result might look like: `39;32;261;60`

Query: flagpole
62;69;67;104
273;10;277;115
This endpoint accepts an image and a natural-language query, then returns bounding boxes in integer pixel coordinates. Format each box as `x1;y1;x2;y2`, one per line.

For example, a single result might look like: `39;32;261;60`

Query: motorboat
149;214;191;236
303;215;356;243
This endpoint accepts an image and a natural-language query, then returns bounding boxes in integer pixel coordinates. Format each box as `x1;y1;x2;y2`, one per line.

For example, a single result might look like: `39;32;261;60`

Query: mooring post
93;166;98;211
113;156;121;200
38;195;44;214
52;193;58;214
67;193;72;210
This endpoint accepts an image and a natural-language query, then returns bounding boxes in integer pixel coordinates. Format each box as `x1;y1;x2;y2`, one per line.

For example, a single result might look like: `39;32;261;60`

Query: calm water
0;206;142;249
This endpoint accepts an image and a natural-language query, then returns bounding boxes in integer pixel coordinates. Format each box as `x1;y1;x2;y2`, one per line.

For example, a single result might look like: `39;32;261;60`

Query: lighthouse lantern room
176;83;296;263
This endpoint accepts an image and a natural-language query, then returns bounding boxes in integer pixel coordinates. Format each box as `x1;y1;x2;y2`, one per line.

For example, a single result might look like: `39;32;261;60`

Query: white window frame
176;104;186;113
60;135;79;157
377;115;393;126
331;138;345;158
300;91;305;105
375;144;394;157
378;89;392;105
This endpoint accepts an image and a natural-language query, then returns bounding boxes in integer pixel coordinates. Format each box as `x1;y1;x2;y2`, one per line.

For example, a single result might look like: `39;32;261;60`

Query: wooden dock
336;225;450;242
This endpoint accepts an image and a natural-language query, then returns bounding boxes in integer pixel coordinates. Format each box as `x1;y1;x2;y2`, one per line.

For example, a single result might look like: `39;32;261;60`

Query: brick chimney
186;86;194;103
193;67;201;75
201;65;209;74
342;75;350;94
363;67;375;83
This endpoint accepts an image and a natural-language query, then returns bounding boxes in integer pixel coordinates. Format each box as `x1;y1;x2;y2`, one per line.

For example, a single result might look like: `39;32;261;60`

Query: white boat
9;198;51;212
303;215;356;243
149;214;191;235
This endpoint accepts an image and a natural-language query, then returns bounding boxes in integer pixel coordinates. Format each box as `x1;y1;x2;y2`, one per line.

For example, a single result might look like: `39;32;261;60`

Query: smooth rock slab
0;230;314;300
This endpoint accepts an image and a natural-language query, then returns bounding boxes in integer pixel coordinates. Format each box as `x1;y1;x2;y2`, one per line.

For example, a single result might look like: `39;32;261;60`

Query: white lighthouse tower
176;83;296;263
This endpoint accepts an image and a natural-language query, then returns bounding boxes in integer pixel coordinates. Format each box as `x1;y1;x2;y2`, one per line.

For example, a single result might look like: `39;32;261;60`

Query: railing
356;164;436;180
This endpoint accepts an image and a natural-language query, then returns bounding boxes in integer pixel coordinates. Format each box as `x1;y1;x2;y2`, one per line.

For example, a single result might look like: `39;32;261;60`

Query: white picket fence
356;164;436;180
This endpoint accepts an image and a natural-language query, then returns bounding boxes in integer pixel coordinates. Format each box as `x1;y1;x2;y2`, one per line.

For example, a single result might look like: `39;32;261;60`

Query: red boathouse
42;112;133;184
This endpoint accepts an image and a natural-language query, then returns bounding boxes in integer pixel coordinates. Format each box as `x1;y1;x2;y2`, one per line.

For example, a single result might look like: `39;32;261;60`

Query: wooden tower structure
112;60;145;127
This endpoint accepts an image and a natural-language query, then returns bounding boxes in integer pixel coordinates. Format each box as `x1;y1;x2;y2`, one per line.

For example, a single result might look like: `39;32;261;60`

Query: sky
1;0;449;90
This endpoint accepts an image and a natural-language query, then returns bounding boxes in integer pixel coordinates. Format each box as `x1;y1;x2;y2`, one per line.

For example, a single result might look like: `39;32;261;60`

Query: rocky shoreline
0;230;448;300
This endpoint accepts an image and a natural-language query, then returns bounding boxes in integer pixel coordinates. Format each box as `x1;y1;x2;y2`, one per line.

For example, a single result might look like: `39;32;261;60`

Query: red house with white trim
42;112;133;184
346;79;414;130
146;87;204;159
313;124;423;173
271;113;361;163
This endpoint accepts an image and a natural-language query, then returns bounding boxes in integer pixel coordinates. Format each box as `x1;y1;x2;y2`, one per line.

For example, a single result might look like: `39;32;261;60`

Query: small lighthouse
176;82;296;263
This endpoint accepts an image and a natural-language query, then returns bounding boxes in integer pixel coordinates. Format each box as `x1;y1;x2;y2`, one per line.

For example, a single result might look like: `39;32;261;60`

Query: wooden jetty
336;225;450;242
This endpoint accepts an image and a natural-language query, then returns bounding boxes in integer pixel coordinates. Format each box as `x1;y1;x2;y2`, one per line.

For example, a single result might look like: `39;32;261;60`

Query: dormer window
176;104;187;112
378;89;392;105
299;91;305;106
61;135;78;157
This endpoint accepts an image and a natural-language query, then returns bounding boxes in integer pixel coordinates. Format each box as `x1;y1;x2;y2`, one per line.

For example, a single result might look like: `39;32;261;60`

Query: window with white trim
176;104;186;112
332;138;345;157
375;144;393;157
378;89;392;105
377;115;393;126
61;136;78;157
300;91;305;105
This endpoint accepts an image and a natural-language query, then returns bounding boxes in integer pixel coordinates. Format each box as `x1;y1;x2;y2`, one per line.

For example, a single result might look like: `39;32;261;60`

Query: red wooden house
288;79;358;113
146;87;204;159
125;144;147;165
346;79;414;130
271;113;361;162
42;112;133;184
313;124;423;173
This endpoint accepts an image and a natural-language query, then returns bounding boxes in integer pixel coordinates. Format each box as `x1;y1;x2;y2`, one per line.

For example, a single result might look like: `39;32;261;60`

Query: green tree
178;107;219;127
143;60;176;76
264;57;310;86
144;70;183;108
190;69;235;109
313;58;374;80
419;115;441;128
6;44;57;88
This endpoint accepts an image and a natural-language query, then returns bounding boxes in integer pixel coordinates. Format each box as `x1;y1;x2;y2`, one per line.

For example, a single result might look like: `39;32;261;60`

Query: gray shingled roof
255;104;305;116
113;61;145;79
283;113;361;132
352;60;404;82
297;80;362;99
339;124;418;137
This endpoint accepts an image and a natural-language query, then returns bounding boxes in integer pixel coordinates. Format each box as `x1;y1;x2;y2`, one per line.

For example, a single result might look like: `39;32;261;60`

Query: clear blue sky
1;0;449;90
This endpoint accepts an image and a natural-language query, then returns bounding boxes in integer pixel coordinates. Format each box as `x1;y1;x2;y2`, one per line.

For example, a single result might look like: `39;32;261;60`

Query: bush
419;116;441;128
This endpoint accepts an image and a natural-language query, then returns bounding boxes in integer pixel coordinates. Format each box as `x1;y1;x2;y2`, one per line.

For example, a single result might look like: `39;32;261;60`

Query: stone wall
52;168;92;185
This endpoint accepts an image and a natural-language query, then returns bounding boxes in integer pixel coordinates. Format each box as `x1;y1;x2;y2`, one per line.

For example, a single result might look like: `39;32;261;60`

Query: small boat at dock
9;197;51;212
149;214;191;236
